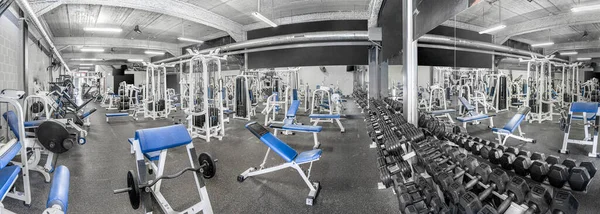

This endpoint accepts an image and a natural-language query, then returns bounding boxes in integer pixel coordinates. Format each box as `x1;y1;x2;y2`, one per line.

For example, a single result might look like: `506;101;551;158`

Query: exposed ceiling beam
367;0;383;28
30;0;61;17
546;40;600;54
441;20;486;33
56;0;246;41
243;11;369;31
493;11;600;44
62;52;151;61
54;37;181;56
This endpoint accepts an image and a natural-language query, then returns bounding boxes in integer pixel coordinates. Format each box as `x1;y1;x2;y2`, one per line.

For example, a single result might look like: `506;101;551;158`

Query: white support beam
62;52;151;61
367;0;383;28
243;11;369;31
54;37;181;56
493;11;600;44
57;0;246;41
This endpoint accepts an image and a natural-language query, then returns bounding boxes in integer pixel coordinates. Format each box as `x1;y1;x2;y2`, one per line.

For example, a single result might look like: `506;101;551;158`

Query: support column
368;46;381;98
20;9;28;93
402;0;418;125
380;59;389;97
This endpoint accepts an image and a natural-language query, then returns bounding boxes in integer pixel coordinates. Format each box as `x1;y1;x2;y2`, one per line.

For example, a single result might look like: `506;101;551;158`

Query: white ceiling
449;0;600;59
35;0;370;64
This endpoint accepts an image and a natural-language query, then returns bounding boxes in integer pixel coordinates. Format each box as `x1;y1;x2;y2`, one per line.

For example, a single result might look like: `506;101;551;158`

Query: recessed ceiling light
127;59;144;62
79;64;93;66
531;42;554;47
572;4;600;12
83;27;122;33
71;58;102;61
178;37;204;44
144;50;165;55
80;48;104;52
577;57;592;61
560;51;578;55
479;25;506;34
252;12;278;28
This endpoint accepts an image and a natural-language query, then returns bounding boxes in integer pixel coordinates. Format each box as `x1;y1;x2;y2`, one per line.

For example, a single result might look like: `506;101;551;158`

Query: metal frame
310;88;345;132
131;138;214;214
560;103;600;158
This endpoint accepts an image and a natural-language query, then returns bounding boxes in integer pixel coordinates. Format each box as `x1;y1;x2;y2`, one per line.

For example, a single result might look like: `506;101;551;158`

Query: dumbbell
437;157;484;192
568;161;597;191
471;177;529;214
529;154;557;183
523;184;552;214
488;146;506;165
499;147;519;170
457;168;511;213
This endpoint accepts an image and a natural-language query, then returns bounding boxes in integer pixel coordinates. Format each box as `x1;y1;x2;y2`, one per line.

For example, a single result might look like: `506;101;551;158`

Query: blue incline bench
559;102;600;157
270;100;323;149
492;106;535;145
456;97;495;129
238;122;322;206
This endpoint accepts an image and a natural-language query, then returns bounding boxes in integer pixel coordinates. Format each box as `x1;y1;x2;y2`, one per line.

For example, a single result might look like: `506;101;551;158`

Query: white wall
0;13;21;91
388;65;433;89
27;38;51;94
296;66;354;95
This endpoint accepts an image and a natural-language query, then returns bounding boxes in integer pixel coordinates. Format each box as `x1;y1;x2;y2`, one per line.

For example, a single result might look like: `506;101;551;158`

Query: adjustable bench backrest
3;111;20;140
134;124;192;154
246;122;298;162
458;97;475;111
287;100;301;118
503;106;530;133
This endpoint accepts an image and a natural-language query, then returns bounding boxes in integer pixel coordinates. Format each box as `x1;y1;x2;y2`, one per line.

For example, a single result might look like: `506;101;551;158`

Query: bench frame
131;126;214;214
492;106;534;145
560;102;600;157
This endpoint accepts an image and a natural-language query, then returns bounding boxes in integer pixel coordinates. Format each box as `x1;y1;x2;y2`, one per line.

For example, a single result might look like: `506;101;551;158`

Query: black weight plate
127;170;141;209
36;120;71;154
198;152;216;179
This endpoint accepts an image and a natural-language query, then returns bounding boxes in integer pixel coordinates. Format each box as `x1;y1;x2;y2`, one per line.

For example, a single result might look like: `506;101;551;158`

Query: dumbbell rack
447;132;596;194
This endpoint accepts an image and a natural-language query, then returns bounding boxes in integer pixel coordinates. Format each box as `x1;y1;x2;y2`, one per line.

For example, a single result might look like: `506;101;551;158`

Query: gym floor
4;99;600;213
4;100;398;213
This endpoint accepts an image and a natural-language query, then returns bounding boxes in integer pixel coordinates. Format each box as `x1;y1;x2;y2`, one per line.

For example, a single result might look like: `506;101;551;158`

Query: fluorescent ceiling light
478;25;506;34
571;4;600;12
80;48;104;52
79;64;93;66
144;50;165;55
71;58;102;61
577;57;592;61
305;33;368;38
177;37;204;44
560;51;578;55
83;27;122;33
127;59;144;62
252;12;278;27
531;42;554;47
79;67;92;69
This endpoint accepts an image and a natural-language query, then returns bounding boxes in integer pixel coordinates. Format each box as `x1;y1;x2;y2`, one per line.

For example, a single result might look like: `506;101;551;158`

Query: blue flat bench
309;113;345;132
560;102;600;157
271;100;323;148
492;106;534;145
456;97;495;128
239;122;321;205
106;112;130;122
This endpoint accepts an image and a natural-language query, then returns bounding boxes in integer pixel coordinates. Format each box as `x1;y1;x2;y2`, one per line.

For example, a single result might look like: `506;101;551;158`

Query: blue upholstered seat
309;114;341;119
135;125;192;154
457;114;490;122
47;165;70;212
295;149;322;164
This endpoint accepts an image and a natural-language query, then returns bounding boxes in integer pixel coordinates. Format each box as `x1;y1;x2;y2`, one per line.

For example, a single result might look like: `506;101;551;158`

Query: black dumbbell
546;156;569;188
524;184;552;214
488;147;505;165
530;152;546;161
529;156;553;183
457;168;510;213
550;189;579;214
499;147;520;170
568;161;597;191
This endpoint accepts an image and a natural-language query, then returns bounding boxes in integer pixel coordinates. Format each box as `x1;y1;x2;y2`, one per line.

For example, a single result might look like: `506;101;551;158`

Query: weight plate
36;120;71;154
198;152;216;179
127;170;141;209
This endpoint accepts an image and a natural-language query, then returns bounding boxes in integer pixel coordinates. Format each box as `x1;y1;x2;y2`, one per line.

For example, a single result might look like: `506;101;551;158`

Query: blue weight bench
128;124;214;213
238;122;321;206
425;109;456;123
492;106;534;145
309;113;345;132
270;100;323;148
456;97;495;129
0;116;26;212
105;112;130;122
560;102;600;157
45;165;70;214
